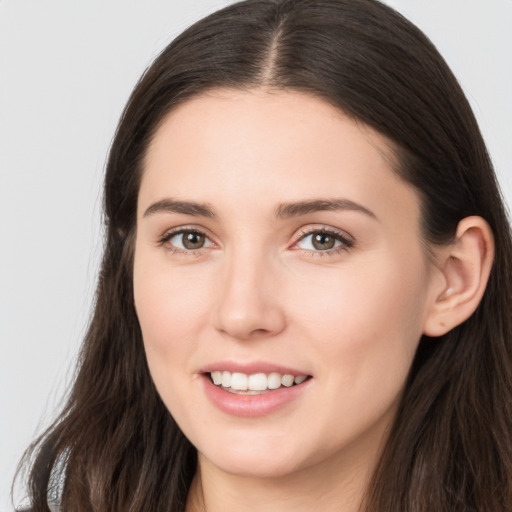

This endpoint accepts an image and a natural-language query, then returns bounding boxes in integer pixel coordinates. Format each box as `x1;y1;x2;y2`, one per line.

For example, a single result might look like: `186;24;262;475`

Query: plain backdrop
1;1;511;510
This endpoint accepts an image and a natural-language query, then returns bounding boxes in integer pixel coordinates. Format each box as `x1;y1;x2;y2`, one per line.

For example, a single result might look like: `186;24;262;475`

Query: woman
17;0;512;510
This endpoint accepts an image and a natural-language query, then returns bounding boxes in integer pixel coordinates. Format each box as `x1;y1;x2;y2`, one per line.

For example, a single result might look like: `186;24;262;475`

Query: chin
202;451;306;479
195;431;323;480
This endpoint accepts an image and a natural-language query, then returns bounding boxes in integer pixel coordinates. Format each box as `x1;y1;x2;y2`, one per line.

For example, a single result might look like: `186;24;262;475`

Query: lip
200;361;313;417
200;360;309;376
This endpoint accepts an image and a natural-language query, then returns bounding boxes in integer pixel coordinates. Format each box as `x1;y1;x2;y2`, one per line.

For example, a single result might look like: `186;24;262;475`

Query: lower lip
202;375;312;417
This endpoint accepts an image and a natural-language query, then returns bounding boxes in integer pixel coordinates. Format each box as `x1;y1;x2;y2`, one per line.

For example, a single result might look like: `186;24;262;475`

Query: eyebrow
143;199;216;218
143;197;376;220
275;198;377;220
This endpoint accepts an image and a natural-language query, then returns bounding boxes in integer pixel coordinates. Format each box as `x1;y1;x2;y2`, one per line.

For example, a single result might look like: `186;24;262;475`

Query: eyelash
158;226;354;257
293;228;354;256
158;227;214;257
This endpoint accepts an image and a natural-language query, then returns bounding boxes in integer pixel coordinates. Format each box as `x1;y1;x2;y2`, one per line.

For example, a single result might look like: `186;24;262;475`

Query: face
133;89;439;480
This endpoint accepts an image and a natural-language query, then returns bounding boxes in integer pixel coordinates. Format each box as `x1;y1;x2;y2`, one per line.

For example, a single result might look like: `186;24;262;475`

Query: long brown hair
17;1;512;510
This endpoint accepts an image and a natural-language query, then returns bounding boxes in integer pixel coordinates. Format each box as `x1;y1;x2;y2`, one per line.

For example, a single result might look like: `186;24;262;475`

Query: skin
133;89;447;512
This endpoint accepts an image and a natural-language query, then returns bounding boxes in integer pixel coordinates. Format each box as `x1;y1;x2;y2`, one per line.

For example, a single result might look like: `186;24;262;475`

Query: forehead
139;88;419;225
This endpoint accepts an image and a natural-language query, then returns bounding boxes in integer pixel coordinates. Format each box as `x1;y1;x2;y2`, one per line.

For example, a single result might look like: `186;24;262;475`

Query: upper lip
200;360;310;376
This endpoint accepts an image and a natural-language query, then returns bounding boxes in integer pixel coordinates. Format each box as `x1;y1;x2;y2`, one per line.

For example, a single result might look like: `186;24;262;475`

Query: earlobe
423;216;494;337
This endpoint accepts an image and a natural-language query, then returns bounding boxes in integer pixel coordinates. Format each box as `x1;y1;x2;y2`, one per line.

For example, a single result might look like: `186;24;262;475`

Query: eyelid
291;225;355;253
157;224;354;256
158;225;216;253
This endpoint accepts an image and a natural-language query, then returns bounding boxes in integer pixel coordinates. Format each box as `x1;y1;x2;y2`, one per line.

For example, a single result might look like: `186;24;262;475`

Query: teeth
281;374;294;387
211;371;222;385
221;371;231;388
209;370;308;391
231;372;248;390
267;372;282;390
248;373;267;391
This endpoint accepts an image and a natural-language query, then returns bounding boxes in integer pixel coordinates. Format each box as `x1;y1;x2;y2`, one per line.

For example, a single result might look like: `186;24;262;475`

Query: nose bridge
213;242;285;339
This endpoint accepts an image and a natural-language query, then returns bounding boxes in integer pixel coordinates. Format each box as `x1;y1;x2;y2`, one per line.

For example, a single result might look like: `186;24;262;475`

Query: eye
161;229;214;251
295;229;353;252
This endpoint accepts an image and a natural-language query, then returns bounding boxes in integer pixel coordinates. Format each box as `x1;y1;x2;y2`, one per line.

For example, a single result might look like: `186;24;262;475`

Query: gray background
1;1;511;510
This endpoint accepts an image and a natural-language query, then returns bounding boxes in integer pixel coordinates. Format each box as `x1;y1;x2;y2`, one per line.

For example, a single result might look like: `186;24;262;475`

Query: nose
213;250;286;340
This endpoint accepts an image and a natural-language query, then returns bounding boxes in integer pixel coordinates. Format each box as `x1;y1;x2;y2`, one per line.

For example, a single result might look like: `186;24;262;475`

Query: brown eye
165;230;213;251
312;233;336;250
182;231;205;249
295;229;353;253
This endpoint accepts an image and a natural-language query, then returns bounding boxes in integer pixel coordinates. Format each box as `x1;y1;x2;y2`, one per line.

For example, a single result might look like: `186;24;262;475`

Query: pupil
183;232;205;249
313;233;335;250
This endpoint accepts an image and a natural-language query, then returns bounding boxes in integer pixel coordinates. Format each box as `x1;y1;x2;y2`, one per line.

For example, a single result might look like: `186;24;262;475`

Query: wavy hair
18;1;512;510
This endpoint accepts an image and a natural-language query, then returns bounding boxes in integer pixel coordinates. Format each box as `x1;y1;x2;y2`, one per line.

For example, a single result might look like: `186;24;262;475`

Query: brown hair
17;1;512;510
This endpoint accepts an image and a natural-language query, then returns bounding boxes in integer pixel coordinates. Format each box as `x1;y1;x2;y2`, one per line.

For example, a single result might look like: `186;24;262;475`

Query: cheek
297;254;426;335
134;254;210;347
133;251;213;412
293;250;429;395
285;256;429;456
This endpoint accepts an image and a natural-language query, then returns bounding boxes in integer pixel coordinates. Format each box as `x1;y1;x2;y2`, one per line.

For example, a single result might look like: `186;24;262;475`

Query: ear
423;216;494;337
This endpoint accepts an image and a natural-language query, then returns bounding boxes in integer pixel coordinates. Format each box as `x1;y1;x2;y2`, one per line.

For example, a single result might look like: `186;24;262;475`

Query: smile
210;371;309;394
